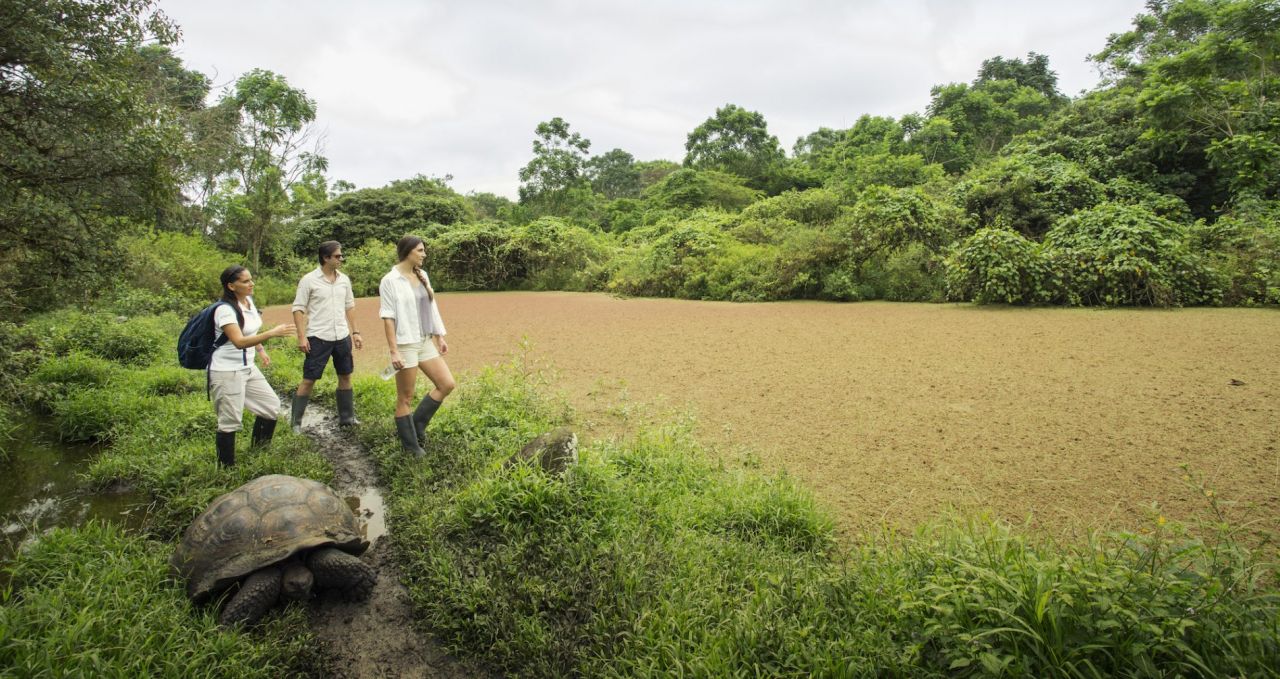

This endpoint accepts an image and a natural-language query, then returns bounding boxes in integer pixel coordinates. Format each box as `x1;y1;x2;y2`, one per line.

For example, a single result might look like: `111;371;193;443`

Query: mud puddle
295;403;489;679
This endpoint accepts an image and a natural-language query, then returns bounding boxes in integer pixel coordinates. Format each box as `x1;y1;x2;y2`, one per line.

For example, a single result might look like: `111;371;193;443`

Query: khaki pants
209;365;280;432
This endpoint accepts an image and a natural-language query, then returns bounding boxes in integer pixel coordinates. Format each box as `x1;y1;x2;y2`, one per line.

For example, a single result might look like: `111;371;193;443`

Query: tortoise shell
170;474;369;602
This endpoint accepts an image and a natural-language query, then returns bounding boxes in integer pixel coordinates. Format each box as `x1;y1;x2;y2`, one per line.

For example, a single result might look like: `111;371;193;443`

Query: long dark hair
396;235;433;301
219;265;247;328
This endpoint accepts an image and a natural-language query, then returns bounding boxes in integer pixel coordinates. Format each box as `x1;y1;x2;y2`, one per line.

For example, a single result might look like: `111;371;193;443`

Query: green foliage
643;169;761;212
351;360;1279;677
953;152;1105;238
607;215;734;298
425;221;523;291
519;117;593;213
0;0;184;314
586;148;643;200
684;104;787;192
294;184;470;255
502;218;612;291
1190;200;1280;305
120;231;231;310
343;239;398;297
739;188;842;226
1092;0;1280;214
838;185;958;264
207;69;326;271
898;513;1280;677
924;74;1065;173
1046;202;1212;306
945;228;1059;304
0;522;316;677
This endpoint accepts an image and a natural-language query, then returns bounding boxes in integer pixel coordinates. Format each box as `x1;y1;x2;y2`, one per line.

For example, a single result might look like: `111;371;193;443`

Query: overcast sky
157;0;1147;199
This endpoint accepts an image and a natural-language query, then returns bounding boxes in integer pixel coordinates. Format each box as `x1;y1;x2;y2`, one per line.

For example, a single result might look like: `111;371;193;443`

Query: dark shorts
302;336;354;380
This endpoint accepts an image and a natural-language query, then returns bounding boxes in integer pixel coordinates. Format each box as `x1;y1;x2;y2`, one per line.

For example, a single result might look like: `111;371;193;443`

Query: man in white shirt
290;241;364;432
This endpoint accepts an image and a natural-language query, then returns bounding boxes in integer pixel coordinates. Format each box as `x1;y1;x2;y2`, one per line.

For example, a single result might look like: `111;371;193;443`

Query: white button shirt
291;268;355;342
379;267;446;345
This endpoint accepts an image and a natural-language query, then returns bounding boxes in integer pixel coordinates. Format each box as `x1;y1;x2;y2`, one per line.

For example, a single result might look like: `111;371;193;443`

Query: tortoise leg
307;547;375;602
218;566;282;628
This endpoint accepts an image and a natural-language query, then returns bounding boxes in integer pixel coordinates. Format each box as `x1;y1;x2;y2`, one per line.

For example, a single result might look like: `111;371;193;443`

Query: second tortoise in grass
170;474;376;627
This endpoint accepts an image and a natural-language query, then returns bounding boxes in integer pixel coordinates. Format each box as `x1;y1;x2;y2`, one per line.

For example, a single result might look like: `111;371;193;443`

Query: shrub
1046;202;1213;306
23;351;122;412
954;152;1105;238
739;188;842;226
838;185;958;264
501;217;612;291
945;227;1059;304
120;232;229;309
607;218;732;298
643;169;761;212
342;238;398;297
293;186;470;256
426;221;522;290
1192;200;1280;305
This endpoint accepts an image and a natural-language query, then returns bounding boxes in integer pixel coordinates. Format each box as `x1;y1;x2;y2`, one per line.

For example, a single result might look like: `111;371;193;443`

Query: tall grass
0;522;317;677
1;310;336;675
350;357;1278;677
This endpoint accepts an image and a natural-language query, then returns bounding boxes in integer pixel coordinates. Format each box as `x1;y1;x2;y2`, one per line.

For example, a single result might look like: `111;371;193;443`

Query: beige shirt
291;268;355;342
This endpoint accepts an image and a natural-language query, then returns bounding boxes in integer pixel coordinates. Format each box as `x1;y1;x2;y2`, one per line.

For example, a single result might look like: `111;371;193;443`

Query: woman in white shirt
209;265;296;466
379;235;456;457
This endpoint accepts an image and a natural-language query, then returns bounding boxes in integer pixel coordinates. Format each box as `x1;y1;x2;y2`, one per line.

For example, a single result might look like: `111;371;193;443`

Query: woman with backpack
209;265;295;467
379;235;455;457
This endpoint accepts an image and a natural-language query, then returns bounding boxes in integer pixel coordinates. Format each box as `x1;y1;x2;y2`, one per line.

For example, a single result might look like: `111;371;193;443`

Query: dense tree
684;104;786;191
209;69;326;270
518;117;593;216
585;148;642;199
295;183;469;254
974;52;1065;100
1093;0;1280;207
0;0;183;311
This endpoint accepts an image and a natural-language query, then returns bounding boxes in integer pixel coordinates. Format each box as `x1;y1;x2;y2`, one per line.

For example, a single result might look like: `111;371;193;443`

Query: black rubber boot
290;394;309;434
395;415;425;457
251;417;277;448
216;431;236;467
412;395;442;444
336;389;360;427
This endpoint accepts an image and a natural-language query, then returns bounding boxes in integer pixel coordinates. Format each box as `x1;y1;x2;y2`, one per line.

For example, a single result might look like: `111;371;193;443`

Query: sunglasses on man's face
332;254;345;261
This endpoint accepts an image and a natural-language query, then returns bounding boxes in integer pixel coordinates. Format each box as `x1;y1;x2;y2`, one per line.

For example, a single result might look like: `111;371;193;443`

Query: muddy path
295;404;489;679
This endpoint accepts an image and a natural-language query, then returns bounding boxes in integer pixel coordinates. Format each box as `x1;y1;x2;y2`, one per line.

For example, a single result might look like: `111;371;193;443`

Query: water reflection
344;488;387;546
1;417;148;564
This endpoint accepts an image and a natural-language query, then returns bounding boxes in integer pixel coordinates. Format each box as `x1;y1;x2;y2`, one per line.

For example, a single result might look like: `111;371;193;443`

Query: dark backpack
177;301;243;369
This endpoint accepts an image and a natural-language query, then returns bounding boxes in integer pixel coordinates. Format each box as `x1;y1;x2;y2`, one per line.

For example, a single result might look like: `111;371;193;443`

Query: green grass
1;310;335;675
350;357;1279;677
0;522;317;678
5;309;1278;676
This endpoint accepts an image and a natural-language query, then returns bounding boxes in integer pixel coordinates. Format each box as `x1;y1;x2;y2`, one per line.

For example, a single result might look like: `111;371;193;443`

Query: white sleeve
213;303;238;331
378;277;396;319
291;275;310;312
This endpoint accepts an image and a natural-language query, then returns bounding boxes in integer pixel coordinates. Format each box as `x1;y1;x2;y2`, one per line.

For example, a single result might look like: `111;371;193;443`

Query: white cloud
157;0;1148;198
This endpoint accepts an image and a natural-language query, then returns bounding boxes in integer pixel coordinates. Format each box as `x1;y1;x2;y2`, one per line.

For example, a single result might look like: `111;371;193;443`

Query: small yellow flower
1157;515;1166;526
1205;490;1215;498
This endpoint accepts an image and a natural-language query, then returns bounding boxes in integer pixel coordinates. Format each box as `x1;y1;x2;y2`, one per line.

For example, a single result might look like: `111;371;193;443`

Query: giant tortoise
170;474;376;627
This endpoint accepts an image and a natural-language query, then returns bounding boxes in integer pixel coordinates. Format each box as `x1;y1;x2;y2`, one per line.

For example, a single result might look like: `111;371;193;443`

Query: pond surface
1;416;148;566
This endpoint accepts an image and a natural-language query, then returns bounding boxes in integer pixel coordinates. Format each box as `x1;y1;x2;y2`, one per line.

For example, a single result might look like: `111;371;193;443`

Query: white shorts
397;336;440;366
209;365;281;432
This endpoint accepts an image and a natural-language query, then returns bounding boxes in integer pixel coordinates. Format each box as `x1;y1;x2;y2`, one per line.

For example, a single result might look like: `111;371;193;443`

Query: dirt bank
266;293;1280;538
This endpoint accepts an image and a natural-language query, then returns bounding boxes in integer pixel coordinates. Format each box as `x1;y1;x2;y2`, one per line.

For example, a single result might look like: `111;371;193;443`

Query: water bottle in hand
380;365;398;380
